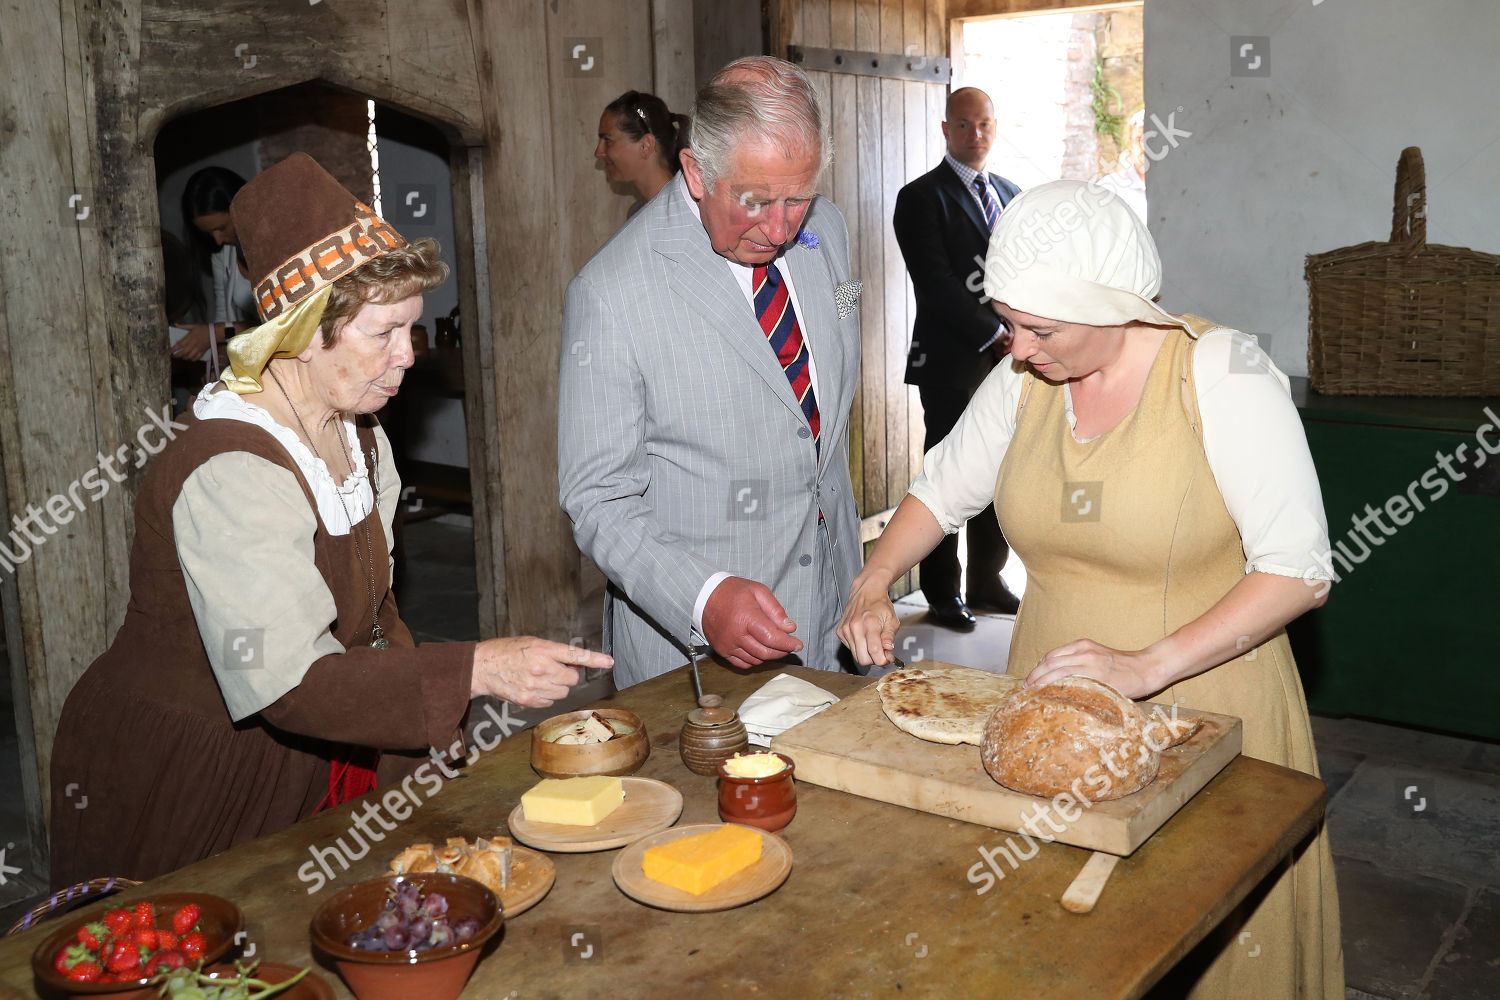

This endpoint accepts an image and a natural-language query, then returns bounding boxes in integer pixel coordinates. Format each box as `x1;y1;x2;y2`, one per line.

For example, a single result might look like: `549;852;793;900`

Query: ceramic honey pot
717;751;797;833
679;694;749;775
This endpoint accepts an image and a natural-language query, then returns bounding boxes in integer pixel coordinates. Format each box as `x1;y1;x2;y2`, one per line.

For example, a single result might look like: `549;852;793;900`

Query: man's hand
470;636;613;707
702;576;802;670
171;323;213;361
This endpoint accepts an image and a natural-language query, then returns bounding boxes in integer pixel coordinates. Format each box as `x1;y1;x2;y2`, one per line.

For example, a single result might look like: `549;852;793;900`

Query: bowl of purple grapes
309;873;502;1000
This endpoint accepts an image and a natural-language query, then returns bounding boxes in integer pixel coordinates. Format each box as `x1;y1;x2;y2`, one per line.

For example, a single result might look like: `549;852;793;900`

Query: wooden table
0;663;1327;999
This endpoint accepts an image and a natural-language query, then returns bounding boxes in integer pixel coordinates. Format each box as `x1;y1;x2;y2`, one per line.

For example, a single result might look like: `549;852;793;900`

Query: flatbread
876;666;1023;745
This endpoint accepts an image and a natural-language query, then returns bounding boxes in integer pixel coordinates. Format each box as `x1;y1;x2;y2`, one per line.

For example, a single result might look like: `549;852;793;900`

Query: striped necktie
752;261;820;447
974;175;1001;231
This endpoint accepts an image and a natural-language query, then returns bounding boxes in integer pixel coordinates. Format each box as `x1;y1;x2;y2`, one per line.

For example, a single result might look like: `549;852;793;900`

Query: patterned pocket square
834;279;863;320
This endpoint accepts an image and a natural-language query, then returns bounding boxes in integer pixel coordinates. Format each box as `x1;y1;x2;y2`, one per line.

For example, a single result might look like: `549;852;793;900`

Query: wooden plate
610;823;793;912
507;777;683;852
502;844;556;916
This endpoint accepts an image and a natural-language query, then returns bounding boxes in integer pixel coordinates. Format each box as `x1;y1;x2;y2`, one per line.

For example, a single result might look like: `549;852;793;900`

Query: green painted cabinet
1288;379;1500;739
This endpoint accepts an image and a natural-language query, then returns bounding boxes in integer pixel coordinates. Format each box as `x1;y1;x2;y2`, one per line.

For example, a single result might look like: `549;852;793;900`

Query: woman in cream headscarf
839;180;1342;998
50;154;612;888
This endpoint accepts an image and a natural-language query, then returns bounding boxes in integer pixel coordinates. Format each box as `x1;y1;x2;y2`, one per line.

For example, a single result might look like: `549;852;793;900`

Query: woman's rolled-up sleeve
1192;330;1334;581
908;361;1026;532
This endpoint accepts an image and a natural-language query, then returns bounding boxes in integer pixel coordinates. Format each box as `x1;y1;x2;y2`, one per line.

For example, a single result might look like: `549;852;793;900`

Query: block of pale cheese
520;775;624;826
643;824;763;895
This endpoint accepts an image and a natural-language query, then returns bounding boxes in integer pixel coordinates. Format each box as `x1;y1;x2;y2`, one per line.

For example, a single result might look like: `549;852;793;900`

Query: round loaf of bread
980;675;1159;800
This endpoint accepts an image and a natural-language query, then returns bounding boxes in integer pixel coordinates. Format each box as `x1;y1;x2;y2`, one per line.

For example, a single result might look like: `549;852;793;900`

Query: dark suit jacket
895;160;1021;387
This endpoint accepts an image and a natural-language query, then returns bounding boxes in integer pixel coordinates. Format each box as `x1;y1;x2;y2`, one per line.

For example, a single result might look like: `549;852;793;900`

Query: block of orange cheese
642;824;762;895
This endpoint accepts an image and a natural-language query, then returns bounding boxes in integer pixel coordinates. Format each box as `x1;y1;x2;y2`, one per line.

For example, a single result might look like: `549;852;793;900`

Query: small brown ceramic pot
679;695;750;776
717;752;797;834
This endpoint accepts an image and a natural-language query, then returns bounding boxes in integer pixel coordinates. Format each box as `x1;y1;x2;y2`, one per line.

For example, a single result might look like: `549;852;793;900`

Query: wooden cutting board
770;665;1242;856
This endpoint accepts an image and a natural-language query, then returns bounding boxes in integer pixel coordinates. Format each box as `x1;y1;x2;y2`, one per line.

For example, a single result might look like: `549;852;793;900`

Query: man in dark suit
894;86;1022;630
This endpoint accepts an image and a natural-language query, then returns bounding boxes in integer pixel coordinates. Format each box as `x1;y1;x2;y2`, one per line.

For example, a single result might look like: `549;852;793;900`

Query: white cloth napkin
737;673;839;746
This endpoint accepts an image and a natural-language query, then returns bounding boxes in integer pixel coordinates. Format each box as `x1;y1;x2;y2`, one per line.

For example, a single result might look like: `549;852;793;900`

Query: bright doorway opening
954;4;1146;219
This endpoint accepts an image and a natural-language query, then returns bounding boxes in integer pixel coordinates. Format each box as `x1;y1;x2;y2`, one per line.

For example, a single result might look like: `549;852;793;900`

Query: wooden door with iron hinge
767;0;952;596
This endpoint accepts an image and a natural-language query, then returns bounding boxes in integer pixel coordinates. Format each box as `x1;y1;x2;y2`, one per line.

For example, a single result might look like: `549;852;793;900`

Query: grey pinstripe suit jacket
558;179;863;688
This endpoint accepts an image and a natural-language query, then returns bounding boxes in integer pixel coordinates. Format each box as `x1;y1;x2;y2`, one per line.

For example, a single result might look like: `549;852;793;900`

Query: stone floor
1;516;1496;998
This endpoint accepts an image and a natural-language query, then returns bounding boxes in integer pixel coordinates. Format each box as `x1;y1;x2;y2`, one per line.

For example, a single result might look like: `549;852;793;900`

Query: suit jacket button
798;554;812;567
797;427;811;439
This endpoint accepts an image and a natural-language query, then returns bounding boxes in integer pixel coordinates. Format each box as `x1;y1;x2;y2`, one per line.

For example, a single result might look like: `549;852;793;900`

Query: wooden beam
786;44;952;83
949;0;1140;19
137;0;485;145
651;0;697;117
464;0;578;642
694;0;764;87
449;145;504;637
860;508;899;545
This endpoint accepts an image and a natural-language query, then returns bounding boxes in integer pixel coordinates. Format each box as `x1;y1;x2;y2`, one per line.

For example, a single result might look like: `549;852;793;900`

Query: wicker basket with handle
1306;146;1500;396
4;876;141;936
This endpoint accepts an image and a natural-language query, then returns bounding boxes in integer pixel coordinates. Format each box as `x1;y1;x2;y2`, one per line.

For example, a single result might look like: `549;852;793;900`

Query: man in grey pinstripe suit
559;57;862;688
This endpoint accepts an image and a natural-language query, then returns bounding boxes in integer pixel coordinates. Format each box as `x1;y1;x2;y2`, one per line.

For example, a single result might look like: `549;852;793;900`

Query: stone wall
1059;12;1099;180
1094;8;1144;176
957;5;1143;186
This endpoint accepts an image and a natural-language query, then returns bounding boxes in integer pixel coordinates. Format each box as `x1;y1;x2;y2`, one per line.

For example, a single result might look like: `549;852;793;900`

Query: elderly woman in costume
49;154;611;887
838;181;1342;998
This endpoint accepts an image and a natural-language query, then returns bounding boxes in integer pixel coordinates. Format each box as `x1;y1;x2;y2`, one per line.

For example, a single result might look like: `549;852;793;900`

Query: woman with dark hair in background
594;90;690;209
172;166;256;365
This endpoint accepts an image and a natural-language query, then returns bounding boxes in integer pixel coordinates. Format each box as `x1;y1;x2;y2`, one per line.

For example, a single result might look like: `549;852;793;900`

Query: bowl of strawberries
30;892;242;997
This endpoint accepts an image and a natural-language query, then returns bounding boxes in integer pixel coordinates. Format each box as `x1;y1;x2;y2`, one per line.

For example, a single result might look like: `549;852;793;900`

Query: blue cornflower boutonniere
797;230;819;250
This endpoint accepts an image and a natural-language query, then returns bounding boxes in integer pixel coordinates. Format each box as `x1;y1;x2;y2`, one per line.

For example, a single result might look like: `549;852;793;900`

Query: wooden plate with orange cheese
611;823;793;912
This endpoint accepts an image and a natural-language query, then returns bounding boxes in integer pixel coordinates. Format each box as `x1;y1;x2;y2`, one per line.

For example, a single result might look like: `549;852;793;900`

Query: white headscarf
980;180;1192;335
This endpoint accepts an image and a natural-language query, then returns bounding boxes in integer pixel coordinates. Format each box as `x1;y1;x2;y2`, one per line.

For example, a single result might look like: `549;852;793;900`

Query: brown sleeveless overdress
48;414;474;887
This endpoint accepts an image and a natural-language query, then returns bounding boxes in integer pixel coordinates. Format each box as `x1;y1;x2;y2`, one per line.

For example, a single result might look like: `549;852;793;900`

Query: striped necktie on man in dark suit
974;175;1002;231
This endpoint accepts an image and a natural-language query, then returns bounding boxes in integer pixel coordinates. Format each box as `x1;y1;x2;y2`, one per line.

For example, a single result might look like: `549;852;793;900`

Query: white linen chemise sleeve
173;451;346;721
1191;330;1333;581
908;361;1029;533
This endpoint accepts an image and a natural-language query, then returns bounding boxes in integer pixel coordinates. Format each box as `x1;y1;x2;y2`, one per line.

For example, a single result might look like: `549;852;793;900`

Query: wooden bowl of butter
530;708;649;779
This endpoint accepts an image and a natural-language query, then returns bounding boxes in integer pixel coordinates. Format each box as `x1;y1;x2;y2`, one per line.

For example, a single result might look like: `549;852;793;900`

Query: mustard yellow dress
993;323;1343;999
